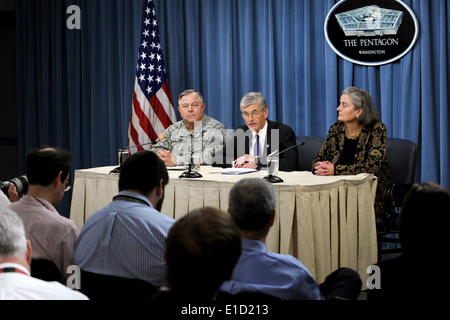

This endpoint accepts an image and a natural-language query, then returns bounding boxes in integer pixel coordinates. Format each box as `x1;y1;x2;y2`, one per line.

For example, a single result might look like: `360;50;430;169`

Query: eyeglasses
64;177;71;192
241;110;264;119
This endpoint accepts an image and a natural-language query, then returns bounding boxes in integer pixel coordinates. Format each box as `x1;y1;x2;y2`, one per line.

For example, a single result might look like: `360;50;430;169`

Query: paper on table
209;168;258;175
167;166;189;171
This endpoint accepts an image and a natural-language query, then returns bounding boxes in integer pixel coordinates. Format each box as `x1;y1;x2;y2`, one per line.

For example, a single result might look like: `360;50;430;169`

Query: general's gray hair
342;87;381;126
240;92;268;112
178;89;204;105
0;207;27;260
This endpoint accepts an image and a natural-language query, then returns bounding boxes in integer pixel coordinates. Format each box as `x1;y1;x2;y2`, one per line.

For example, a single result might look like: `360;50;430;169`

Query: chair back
296;136;325;171
31;259;64;283
386;138;418;207
376;138;417;260
79;269;157;300
386;138;418;185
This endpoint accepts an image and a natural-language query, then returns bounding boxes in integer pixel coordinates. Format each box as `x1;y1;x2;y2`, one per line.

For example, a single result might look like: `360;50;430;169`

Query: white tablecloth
70;165;378;287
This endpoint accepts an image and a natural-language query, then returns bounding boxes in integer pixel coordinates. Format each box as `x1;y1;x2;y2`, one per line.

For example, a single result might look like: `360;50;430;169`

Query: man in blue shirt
74;150;175;298
220;178;362;300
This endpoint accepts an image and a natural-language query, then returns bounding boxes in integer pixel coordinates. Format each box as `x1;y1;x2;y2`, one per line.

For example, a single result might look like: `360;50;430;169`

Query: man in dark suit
214;92;298;171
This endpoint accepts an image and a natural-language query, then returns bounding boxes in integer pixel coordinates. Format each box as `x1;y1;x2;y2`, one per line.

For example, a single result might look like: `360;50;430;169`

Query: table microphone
109;140;158;174
263;141;305;183
179;154;203;179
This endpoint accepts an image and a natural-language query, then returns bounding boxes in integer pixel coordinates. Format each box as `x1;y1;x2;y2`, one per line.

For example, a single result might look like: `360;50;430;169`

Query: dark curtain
15;0;450;217
15;0;143;215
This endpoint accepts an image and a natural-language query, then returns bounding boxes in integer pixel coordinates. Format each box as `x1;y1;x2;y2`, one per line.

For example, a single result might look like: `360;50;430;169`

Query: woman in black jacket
313;87;392;217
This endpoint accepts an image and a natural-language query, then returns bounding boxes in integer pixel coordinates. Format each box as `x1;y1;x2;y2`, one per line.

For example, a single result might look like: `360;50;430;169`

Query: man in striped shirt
74;150;175;297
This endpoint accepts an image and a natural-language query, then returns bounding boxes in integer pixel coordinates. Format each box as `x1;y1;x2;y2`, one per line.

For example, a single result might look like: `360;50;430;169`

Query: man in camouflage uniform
150;89;230;166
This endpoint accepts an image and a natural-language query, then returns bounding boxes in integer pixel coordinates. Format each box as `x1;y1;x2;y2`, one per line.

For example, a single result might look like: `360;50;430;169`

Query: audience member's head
119;150;169;211
0;207;32;269
399;181;450;257
228;178;276;239
164;207;241;299
0;207;88;300
26;146;72;187
25;146;72;207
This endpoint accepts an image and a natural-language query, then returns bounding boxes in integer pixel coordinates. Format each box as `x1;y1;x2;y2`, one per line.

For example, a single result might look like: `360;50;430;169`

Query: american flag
128;0;177;151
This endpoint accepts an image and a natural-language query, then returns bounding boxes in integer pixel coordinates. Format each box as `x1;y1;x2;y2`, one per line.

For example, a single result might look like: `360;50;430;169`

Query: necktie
254;134;260;157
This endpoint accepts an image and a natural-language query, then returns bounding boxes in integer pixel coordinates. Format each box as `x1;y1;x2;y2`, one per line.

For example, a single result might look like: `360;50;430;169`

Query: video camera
0;175;29;198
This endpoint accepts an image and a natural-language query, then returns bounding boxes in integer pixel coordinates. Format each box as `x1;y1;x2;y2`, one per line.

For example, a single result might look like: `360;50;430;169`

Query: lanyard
0;267;29;276
113;195;150;206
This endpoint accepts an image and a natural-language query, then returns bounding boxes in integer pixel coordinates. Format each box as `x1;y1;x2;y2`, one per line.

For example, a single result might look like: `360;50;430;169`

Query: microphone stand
263;141;305;183
109;141;158;174
179;155;202;179
179;135;203;178
264;156;284;183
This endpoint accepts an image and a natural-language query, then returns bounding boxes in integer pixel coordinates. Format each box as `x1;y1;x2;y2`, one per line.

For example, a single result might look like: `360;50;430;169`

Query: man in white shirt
0;189;10;209
214;92;298;171
0;207;87;300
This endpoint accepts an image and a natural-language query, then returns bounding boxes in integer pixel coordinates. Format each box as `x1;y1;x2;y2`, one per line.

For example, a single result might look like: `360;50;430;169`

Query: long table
70;165;378;288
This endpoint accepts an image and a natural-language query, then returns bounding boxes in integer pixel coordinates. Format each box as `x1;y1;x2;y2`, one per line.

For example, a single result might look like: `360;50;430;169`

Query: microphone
109;140;158;174
178;154;203;179
263;141;305;183
267;141;305;158
178;133;203;179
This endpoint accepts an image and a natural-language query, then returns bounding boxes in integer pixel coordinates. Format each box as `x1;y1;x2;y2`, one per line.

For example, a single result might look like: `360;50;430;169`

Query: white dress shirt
0;263;88;300
0;191;10;210
250;121;268;157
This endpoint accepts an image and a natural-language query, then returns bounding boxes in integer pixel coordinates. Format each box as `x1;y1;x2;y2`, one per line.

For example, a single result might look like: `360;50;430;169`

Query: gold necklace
345;127;362;140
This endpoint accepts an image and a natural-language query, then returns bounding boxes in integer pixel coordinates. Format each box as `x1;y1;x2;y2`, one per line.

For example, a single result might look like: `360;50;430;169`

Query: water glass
267;156;279;176
118;149;130;166
191;155;201;172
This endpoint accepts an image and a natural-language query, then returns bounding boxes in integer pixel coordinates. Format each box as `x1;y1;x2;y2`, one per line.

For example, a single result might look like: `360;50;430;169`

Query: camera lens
10;175;29;195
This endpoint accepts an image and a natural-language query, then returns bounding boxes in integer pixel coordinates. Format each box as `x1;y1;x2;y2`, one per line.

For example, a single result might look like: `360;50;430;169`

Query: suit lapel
244;125;250;154
264;121;272;159
238;121;273;158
